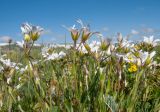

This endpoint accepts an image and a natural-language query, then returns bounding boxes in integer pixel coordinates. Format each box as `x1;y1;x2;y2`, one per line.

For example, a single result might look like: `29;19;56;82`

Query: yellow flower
128;63;137;73
24;34;31;42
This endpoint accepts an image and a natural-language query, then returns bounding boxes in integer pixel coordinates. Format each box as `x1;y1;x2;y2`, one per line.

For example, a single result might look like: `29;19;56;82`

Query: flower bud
31;32;39;41
82;29;91;42
71;29;79;41
24;34;31;42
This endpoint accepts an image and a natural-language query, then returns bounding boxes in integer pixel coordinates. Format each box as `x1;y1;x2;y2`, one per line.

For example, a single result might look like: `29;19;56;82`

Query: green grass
0;44;160;112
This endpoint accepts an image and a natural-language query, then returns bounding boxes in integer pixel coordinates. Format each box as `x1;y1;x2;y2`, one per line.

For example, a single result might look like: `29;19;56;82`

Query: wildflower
45;51;66;60
90;41;100;53
81;27;92;42
100;39;109;51
121;39;134;49
70;25;80;41
21;23;43;41
128;63;138;73
77;19;99;42
19;66;28;74
134;44;141;51
144;51;156;65
41;46;52;58
0;58;19;70
78;44;87;54
143;36;160;47
119;50;156;67
78;41;100;54
16;41;25;48
24;34;31;42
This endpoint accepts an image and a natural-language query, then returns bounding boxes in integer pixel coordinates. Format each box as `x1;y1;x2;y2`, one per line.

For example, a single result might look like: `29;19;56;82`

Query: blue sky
0;0;160;43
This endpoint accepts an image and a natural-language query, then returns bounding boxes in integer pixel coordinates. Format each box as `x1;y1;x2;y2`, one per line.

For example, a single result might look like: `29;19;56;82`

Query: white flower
16;41;25;48
77;41;101;54
121;39;134;49
0;58;18;69
89;41;100;53
117;50;156;66
19;66;28;74
46;51;66;61
0;58;24;72
143;36;160;47
21;23;43;35
77;19;100;42
123;53;137;63
21;23;43;41
138;51;156;65
41;46;52;58
106;44;115;55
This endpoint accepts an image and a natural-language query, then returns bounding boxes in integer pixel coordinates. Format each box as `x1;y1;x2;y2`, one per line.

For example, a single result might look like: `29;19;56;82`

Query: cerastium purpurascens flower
20;23;43;69
63;24;80;48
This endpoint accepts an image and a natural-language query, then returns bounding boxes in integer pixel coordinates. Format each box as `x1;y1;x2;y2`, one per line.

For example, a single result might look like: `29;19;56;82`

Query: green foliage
0;44;159;112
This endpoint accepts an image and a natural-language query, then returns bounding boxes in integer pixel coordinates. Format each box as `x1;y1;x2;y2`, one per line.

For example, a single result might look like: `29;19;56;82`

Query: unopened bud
81;29;91;42
71;29;79;41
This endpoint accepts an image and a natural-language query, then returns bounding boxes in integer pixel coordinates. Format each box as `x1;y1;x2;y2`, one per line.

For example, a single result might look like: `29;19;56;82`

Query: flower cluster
21;23;43;42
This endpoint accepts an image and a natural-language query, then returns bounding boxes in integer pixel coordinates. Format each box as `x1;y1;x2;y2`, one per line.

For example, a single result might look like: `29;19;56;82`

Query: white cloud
0;36;12;42
131;29;139;35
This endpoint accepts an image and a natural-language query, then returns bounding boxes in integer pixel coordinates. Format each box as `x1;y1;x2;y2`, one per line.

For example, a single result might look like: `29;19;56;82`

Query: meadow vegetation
0;20;160;112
